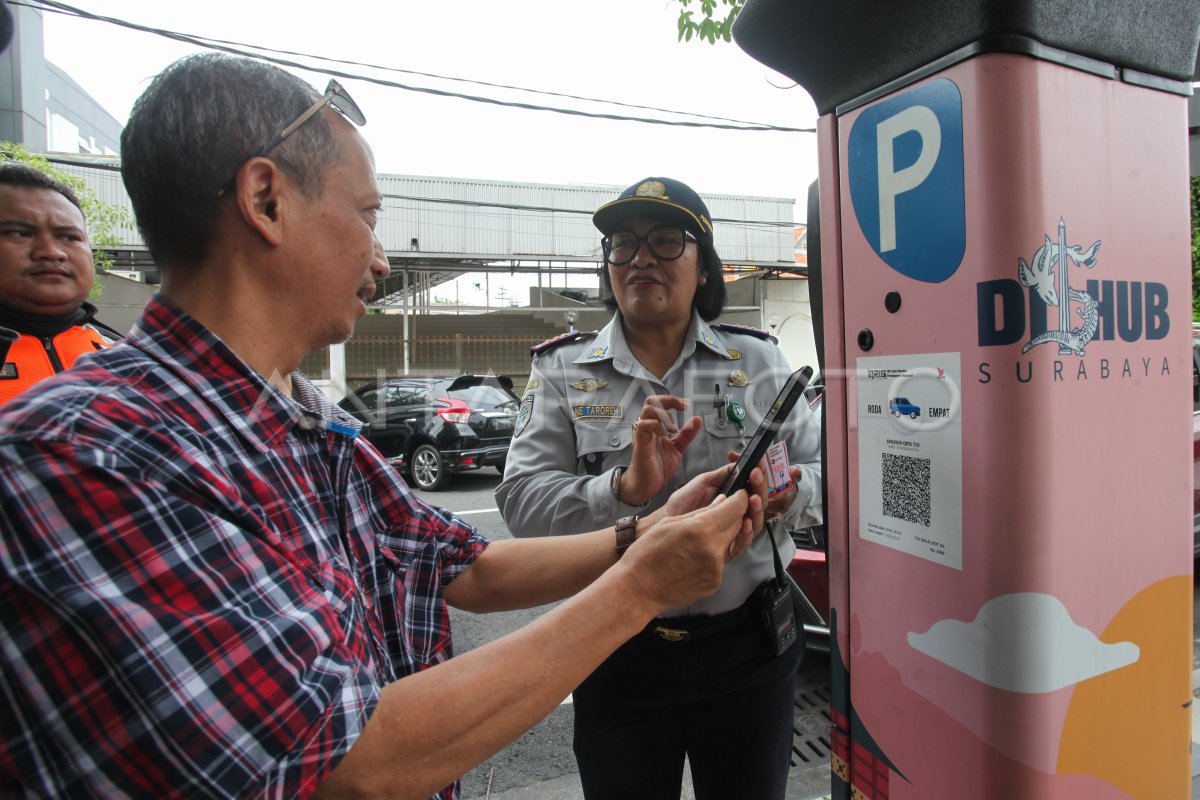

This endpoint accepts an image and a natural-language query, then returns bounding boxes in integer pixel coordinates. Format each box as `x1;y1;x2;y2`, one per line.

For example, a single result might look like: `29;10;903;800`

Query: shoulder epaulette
712;322;772;341
530;330;595;356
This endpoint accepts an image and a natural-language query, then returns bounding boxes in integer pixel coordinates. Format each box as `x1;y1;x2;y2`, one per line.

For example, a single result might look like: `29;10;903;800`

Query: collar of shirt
695;317;735;360
572;318;619;366
0;300;96;338
128;295;361;452
575;311;711;373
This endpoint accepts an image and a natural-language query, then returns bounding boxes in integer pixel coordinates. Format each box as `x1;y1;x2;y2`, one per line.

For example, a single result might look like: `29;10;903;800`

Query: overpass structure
51;157;802;309
54;159;816;390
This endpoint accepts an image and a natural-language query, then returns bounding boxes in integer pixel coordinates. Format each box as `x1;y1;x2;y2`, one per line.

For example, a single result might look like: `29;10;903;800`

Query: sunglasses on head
218;79;366;197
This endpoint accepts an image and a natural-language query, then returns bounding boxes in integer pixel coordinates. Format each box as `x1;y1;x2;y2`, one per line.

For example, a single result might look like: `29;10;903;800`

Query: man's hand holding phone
658;463;767;562
717;366;812;498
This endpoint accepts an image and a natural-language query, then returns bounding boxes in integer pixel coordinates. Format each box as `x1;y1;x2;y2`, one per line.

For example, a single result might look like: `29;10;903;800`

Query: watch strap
615;514;638;558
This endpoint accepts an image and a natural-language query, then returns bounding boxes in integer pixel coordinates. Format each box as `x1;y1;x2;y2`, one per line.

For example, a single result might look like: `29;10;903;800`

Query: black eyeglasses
603;225;697;265
219;79;366;197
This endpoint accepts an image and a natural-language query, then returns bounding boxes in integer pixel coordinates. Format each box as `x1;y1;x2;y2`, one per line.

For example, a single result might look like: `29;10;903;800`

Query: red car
787;525;830;653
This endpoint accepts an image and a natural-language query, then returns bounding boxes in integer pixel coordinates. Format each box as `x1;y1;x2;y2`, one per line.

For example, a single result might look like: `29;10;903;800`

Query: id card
766;440;791;495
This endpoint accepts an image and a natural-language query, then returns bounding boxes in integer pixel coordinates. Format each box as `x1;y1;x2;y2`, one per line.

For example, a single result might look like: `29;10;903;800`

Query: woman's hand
617;395;702;506
764;465;801;519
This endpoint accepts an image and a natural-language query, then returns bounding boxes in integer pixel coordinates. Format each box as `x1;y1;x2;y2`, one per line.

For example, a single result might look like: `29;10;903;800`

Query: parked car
338;374;520;491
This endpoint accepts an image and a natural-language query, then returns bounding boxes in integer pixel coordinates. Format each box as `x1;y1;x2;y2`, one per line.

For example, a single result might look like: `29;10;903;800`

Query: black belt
640;595;757;643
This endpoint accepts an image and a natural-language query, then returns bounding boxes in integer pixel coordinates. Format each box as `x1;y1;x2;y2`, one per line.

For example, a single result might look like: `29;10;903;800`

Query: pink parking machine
736;3;1200;798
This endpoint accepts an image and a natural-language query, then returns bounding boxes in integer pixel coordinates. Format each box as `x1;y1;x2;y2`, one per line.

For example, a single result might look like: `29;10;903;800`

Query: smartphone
718;365;813;496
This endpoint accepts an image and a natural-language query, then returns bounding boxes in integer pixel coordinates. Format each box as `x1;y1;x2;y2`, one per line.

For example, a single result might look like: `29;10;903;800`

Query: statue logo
1017;219;1101;357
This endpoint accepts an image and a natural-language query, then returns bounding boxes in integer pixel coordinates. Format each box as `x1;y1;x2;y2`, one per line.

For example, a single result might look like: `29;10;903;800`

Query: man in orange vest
0;164;118;405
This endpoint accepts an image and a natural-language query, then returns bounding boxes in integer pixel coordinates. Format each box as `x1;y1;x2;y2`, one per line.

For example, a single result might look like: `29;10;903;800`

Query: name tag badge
572;404;623;420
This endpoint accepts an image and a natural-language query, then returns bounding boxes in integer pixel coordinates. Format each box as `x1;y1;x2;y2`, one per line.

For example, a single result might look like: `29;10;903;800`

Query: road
412;469;834;800
415;469;1200;799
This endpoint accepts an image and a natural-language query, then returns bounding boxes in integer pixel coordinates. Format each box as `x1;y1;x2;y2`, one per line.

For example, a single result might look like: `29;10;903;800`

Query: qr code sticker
882;452;931;527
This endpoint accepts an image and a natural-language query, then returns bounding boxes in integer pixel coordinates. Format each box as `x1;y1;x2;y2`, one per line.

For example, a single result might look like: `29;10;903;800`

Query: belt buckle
654;626;689;642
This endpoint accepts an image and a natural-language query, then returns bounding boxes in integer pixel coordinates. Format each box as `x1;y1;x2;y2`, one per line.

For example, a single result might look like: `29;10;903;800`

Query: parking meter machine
735;2;1200;798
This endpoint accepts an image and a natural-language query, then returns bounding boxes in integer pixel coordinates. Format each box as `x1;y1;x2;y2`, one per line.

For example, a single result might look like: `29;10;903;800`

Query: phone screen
718;365;813;496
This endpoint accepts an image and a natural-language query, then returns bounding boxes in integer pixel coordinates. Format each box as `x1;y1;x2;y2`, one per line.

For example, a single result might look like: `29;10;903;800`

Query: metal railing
300;334;542;388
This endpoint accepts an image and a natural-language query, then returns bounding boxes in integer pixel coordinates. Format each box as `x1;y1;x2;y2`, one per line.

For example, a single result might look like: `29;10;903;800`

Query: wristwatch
615;515;638;558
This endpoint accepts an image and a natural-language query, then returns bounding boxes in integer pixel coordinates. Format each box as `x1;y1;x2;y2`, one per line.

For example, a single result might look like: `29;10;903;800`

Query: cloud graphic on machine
907;593;1139;693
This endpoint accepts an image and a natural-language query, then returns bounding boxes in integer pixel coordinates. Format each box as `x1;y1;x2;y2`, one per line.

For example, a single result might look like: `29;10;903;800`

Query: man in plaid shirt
0;55;768;799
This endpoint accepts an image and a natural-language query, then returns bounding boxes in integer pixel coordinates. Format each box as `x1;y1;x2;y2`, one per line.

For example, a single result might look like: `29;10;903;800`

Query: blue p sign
848;79;965;283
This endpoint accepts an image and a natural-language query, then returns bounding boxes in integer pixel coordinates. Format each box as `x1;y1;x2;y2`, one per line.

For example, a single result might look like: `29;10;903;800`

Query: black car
338;374;521;491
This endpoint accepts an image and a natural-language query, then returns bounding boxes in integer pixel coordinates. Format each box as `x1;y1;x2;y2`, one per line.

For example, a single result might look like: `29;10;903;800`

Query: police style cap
593;177;715;241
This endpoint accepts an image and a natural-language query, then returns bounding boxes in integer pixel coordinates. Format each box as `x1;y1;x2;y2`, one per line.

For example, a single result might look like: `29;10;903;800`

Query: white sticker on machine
856;352;963;569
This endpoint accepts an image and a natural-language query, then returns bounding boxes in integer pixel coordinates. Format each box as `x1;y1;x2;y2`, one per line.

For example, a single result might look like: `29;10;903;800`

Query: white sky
39;0;820;307
40;0;819;214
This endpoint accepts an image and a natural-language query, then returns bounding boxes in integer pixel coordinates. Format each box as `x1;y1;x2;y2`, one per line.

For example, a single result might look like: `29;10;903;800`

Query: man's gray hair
120;53;339;268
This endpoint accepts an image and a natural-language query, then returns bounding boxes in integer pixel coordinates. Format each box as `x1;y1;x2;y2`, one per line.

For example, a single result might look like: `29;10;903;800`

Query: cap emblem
635;180;668;199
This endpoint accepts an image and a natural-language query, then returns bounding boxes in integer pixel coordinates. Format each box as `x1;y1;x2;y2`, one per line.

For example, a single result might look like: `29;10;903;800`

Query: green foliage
0;141;133;297
1192;176;1200;320
675;0;745;45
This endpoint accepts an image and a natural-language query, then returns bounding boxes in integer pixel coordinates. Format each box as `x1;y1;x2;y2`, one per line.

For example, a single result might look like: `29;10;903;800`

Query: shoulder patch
712;323;772;341
531;330;595;356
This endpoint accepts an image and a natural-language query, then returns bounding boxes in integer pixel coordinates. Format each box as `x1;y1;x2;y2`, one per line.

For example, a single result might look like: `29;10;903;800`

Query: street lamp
564;310;578;332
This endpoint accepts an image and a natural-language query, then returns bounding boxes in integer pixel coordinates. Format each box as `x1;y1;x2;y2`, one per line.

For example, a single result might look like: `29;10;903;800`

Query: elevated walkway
51;158;799;273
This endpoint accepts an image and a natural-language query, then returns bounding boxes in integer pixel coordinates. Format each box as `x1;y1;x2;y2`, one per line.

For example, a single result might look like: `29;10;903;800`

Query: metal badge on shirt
729;369;752;387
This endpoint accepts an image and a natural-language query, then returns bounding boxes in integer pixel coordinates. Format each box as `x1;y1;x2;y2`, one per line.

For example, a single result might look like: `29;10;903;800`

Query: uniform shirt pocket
574;421;631;475
702;407;747;441
701;407;749;466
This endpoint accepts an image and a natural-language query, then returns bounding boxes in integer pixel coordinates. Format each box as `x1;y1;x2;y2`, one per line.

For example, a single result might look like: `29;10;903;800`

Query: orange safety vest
0;325;112;406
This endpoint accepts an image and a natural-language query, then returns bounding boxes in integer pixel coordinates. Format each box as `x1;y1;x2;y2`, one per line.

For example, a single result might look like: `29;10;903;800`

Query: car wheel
410;444;449;491
909;411;919;419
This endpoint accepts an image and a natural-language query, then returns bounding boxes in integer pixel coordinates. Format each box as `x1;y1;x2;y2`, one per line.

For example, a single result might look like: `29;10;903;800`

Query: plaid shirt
0;297;487;799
